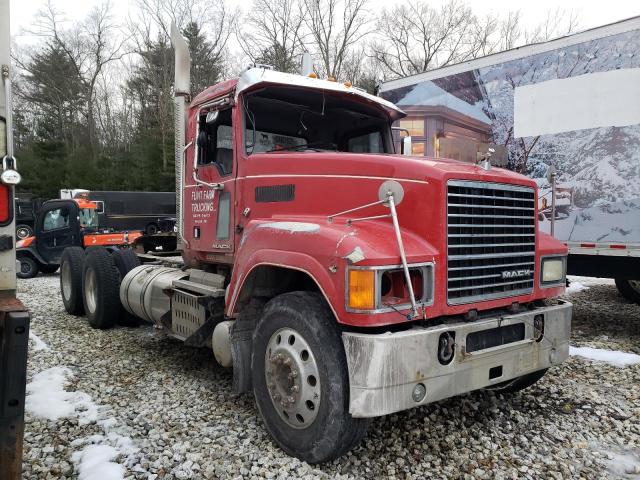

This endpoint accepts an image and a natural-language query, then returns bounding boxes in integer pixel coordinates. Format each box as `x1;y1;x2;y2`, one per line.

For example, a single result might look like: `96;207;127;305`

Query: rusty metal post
0;300;30;479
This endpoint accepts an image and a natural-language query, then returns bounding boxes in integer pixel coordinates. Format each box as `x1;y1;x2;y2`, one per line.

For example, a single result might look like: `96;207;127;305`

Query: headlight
347;264;433;312
541;257;566;286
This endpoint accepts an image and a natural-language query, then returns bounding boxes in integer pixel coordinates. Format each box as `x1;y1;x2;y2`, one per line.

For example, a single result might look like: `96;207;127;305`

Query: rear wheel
252;292;369;463
145;223;159;235
485;369;548;394
615;278;640;304
16;224;33;240
60;247;86;315
83;248;122;329
17;256;39;279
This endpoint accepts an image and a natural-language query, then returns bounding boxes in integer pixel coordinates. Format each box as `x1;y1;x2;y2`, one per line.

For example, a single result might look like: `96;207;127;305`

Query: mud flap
0;308;30;479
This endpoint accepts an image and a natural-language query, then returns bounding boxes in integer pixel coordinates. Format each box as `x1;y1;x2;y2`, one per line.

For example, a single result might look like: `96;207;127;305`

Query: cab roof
190;68;406;121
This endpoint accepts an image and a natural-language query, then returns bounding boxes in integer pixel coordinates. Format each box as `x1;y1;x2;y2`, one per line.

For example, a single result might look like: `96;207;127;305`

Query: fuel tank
120;265;188;324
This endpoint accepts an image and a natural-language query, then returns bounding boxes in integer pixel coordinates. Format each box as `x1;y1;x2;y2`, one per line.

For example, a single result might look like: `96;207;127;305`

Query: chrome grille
447;180;536;305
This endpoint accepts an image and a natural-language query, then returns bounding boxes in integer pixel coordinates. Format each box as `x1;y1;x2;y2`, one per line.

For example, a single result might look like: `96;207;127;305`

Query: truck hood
250;151;536;188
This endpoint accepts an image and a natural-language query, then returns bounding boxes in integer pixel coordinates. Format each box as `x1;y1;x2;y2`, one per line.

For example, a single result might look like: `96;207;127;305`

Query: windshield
79;208;99;228
243;86;392;155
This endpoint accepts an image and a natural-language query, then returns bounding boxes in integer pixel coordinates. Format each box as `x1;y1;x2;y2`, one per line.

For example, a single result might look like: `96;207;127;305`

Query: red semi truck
59;24;572;463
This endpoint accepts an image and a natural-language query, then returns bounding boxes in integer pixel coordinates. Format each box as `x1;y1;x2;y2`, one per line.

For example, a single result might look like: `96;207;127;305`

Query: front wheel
252;292;369;464
17;256;39;279
615;278;640;304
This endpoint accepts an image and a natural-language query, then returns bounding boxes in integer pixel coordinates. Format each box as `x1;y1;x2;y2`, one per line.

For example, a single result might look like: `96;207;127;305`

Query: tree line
12;0;579;198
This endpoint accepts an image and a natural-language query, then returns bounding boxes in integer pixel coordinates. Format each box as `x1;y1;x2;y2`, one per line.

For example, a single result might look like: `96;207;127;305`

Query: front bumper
342;301;572;418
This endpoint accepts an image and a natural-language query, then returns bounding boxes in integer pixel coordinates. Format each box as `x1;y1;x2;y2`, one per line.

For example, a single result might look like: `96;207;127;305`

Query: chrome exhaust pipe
170;22;191;247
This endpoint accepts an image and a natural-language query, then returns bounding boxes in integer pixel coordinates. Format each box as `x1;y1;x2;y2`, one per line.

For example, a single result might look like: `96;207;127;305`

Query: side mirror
402;136;412;156
391;127;412;156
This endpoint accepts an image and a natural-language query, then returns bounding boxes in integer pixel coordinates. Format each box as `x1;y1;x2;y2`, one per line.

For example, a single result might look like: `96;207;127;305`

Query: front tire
60;247;86;315
17;256;39;279
252;292;369;463
83;248;122;329
615;278;640;304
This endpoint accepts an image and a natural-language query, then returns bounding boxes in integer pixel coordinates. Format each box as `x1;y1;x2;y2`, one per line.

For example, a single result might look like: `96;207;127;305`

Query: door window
42;208;70;231
197;108;233;176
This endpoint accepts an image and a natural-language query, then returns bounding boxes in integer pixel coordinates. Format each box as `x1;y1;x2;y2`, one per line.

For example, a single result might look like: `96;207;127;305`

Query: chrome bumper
342;301;572;418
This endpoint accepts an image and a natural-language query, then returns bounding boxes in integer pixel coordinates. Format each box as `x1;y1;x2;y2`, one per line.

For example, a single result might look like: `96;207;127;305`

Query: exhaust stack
170;22;191;246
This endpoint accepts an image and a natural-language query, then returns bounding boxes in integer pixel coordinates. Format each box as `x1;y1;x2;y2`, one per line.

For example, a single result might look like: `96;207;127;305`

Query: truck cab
64;26;572;464
16;198;142;278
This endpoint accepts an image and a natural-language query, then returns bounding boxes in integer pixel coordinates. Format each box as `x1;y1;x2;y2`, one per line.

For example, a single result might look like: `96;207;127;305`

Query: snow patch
29;331;50;351
257;221;320;233
566;281;589;294
570;346;640;368
25;367;99;423
71;444;124;480
604;450;640;476
26;366;137;478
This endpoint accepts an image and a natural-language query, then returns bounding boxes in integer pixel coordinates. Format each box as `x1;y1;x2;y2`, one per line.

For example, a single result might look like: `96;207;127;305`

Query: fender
16;244;47;266
227;217;439;327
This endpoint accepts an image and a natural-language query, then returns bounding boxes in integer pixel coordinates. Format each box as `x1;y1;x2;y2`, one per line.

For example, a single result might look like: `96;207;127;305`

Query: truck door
35;201;80;265
188;104;235;253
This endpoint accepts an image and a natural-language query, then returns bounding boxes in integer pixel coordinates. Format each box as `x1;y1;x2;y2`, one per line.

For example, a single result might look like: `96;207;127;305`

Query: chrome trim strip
449;224;535;229
448;261;535;272
448;278;533;292
448;252;535;260
447;287;534;305
448;180;535;193
448;203;535;211
448;213;535;220
448;233;535;238
448;192;535;203
449;242;536;249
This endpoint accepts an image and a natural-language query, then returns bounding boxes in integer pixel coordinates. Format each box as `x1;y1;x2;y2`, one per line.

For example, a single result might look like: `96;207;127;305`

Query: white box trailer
379;16;640;303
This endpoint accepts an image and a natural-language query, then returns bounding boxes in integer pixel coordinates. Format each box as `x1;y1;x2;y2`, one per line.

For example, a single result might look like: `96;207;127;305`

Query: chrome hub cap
84;269;97;314
61;262;72;301
265;327;321;429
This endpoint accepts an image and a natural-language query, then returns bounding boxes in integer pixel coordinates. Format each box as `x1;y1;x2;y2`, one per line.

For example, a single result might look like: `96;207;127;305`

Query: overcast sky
10;0;640;40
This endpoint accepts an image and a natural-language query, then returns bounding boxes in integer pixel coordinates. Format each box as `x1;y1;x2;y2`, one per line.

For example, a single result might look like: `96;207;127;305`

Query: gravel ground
19;274;640;479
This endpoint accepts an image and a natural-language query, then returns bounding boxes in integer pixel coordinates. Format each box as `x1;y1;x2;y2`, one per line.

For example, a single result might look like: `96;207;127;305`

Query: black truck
61;190;176;234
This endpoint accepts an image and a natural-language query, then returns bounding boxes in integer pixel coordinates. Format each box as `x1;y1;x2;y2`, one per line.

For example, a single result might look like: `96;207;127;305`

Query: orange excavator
16;197;144;278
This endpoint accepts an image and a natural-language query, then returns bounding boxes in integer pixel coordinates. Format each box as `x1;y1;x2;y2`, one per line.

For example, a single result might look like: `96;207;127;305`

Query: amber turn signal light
348;270;375;310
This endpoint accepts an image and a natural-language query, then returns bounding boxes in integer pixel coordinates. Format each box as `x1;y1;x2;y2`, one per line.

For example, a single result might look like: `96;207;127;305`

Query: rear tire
485;369;548;394
60;247;86;315
145;223;159;235
615;278;640;304
17;256;39;279
83;248;122;329
252;291;369;463
112;249;141;279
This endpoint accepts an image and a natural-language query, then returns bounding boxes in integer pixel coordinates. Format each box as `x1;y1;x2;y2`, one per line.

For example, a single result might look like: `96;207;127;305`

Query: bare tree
525;8;580;44
29;0;128;159
302;0;371;79
237;0;305;73
370;0;477;79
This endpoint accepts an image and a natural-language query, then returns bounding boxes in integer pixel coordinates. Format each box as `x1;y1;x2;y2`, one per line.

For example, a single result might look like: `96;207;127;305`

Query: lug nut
290;369;298;378
291;385;300;393
286;396;295;404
